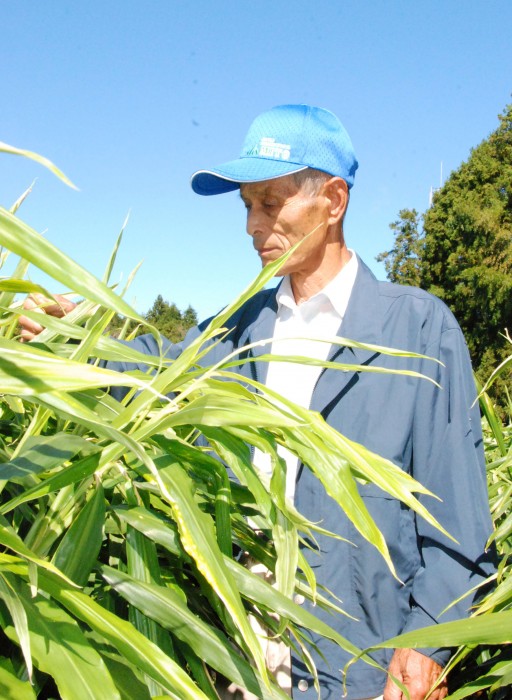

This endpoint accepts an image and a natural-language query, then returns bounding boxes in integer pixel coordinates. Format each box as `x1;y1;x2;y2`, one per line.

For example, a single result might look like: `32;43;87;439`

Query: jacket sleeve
401;323;496;664
101;313;225;401
101;326;202;401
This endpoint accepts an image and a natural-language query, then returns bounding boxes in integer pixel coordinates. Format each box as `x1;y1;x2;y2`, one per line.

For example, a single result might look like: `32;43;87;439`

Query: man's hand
384;649;448;700
19;293;77;342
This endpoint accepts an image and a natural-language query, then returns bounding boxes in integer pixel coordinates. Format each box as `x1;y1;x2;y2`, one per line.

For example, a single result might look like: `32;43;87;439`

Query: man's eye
263;201;276;208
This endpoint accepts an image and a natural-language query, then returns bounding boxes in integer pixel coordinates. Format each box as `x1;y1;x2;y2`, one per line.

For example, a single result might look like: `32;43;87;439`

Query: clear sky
1;1;511;320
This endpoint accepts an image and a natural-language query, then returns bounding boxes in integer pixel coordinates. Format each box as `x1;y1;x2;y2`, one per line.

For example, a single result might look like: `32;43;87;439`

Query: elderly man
21;105;494;700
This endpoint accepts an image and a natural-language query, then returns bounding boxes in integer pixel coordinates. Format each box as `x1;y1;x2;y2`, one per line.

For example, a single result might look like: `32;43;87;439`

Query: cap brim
190;157;307;195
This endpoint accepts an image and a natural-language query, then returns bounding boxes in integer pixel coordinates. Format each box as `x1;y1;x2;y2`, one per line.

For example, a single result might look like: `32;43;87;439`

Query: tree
378;103;512;391
106;296;198;342
421;102;512;387
376;208;423;286
182;304;198;328
144;294;198;342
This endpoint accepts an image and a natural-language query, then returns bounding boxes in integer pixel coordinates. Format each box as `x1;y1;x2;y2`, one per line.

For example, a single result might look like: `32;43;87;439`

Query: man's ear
324;177;349;225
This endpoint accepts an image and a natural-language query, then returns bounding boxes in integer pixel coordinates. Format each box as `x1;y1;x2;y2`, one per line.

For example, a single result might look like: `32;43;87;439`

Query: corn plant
0;146;454;699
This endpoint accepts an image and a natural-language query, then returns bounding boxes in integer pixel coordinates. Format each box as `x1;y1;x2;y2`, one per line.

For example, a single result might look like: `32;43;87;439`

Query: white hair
291;167;331;194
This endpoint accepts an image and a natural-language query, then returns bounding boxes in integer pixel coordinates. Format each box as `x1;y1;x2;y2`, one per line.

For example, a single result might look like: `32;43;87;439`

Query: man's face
239;174;333;278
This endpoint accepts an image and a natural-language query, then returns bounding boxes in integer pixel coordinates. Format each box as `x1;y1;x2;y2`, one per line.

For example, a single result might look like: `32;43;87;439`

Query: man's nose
246;206;263;237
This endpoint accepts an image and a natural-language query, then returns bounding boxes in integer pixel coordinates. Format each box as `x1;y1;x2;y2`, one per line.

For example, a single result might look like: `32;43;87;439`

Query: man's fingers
24;292;76;317
383;681;402;700
19;293;77;341
20;330;36;343
42;295;76;318
23;292;52;311
18;315;44;342
384;649;448;700
427;679;449;700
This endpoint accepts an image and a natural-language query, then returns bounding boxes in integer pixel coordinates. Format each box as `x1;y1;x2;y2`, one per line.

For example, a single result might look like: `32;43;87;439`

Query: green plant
0;147;454;699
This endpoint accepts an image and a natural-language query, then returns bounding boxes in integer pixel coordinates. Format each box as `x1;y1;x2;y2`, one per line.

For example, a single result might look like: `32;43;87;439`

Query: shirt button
294;593;305;605
298;679;309;692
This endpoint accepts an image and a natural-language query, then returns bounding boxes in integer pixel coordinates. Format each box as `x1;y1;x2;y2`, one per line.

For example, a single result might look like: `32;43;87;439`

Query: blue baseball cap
190;104;358;195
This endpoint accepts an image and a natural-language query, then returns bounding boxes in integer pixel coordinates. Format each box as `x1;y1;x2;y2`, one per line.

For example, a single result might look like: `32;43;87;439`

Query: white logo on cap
257;137;291;160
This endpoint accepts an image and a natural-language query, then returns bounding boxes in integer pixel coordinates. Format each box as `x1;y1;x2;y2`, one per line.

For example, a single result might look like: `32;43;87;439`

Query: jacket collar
336;255;383;348
242;255;384;389
310;256;384;413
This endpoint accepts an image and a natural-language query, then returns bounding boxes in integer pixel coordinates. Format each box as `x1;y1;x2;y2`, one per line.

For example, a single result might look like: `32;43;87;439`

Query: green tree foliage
375;208;423;286
144;295;198;343
378;103;512;392
421;103;512;386
107;296;198;342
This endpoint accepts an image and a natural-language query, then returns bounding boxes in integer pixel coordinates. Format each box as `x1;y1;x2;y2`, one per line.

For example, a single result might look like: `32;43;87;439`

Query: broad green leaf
1;433;95;481
0;208;148;325
0;451;101;515
118;505;351;631
21;391;162;485
156;457;269;685
124;485;174;697
52;482;105;586
375;611;512;650
38;571;210;700
98;652;153;700
0;336;155;395
275;424;398;576
0;514;77;585
101;566;289;700
225;555;380;669
0;279;54;296
444;659;512;699
114;506;185;558
150;435;234;555
0;659;36;700
141;391;303;434
203;426;274;521
0;572;32;680
272;508;298;600
242;375;454;548
4;584;120;700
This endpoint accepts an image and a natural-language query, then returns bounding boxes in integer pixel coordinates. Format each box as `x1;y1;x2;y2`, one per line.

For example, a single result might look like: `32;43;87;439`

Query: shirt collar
276;250;359;319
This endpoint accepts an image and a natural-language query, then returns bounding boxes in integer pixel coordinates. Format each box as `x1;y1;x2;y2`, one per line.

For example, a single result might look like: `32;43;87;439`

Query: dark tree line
377;102;512;397
144;295;198;343
109;295;198;342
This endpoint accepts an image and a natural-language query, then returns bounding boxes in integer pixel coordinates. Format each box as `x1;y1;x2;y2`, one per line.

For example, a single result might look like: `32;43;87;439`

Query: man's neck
290;245;352;305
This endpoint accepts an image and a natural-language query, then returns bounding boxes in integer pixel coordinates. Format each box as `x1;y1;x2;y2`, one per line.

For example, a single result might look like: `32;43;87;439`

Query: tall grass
0;146;507;699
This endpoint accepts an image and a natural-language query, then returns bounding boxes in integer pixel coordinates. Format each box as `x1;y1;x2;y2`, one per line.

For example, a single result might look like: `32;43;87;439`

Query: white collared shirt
253;251;358;500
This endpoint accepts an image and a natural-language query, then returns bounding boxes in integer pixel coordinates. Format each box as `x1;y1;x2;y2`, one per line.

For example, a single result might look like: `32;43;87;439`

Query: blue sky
1;1;511;320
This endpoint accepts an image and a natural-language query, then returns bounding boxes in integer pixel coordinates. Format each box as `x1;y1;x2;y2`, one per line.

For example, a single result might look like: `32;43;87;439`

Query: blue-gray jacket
112;258;495;699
